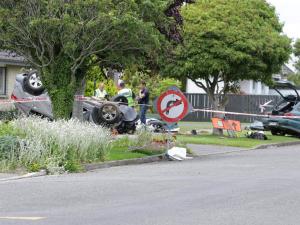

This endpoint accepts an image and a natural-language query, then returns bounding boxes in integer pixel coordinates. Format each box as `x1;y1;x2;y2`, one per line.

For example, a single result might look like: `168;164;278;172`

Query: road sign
156;89;189;123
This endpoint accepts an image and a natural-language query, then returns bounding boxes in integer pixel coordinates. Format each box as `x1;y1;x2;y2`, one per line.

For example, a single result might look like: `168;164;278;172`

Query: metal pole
94;78;96;96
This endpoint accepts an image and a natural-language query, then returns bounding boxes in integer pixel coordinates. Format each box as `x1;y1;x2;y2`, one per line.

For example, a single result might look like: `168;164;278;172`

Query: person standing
117;80;135;107
95;82;108;100
138;81;150;125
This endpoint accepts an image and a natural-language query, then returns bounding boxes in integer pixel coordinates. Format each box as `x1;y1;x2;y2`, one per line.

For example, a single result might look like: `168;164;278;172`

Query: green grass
177;133;300;148
106;136;165;161
178;121;251;133
178;122;212;132
107;146;165;161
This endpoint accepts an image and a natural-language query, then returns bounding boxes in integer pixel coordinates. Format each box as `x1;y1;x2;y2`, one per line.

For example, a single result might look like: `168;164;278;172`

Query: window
0;67;6;95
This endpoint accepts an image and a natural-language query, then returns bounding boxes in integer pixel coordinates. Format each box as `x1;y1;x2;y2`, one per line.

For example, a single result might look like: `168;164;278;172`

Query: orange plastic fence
211;118;241;132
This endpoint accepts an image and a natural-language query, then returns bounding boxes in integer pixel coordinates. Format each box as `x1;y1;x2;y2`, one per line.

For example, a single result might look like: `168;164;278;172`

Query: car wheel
91;103;121;125
23;71;45;96
271;130;278;136
271;129;285;136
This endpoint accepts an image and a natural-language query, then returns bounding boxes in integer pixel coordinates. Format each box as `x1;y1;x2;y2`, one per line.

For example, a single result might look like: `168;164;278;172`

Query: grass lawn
176;133;300;149
178;121;250;133
107;141;165;161
107;147;165;161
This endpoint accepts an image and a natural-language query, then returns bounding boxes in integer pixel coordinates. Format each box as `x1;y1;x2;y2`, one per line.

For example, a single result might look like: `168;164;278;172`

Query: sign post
155;87;191;149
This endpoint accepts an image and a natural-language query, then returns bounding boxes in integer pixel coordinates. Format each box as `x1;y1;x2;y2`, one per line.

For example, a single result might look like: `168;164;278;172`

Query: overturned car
12;71;138;134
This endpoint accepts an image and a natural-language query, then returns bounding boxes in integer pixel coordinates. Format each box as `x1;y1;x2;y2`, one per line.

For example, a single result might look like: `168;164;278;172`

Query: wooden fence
184;94;281;122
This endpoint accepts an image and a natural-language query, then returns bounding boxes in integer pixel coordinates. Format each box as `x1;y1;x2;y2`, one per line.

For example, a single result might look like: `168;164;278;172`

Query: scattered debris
246;131;268;140
191;130;197;135
167;147;193;161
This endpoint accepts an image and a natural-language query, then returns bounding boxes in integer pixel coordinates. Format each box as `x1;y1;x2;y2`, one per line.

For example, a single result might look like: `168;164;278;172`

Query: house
186;65;295;95
0;51;27;99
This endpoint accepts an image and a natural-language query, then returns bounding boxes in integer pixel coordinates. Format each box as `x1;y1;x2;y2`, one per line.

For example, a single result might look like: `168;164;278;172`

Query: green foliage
289;39;300;85
163;0;292;107
85;79;118;97
294;39;300;57
288;73;300;86
0;109;18;122
84;65;118;97
0;122;21;137
0;117;113;172
123;66;182;101
0;135;19;160
27;163;41;172
64;149;83;173
294;39;300;72
0;0;171;119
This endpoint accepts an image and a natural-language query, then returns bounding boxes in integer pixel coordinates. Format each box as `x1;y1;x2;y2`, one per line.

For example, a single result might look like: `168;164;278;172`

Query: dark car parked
262;81;300;137
12;71;138;134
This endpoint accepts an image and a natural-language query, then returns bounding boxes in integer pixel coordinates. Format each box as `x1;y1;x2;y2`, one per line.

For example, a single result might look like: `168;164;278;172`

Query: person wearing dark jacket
137;81;150;125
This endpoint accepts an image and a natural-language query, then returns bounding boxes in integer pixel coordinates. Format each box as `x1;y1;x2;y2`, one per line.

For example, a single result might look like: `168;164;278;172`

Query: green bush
0;122;21;137
11;117;112;173
85;79;117;98
0;135;19;160
27;162;42;172
0;109;18;122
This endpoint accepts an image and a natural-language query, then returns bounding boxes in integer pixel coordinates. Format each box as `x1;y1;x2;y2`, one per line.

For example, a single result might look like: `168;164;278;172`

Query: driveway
1;145;300;225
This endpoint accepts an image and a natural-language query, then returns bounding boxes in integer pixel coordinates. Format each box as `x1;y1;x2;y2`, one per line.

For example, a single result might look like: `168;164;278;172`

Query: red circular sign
157;90;189;123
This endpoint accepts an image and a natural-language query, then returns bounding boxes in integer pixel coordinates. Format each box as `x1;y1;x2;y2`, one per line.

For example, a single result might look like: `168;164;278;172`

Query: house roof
0;50;27;66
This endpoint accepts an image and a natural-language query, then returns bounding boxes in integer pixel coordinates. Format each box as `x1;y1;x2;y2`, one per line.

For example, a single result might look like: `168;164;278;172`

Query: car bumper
263;118;300;134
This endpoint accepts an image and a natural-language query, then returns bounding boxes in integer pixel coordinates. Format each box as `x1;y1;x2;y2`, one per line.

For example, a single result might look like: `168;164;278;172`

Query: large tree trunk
208;93;226;136
72;79;86;121
41;57;78;120
50;87;76;119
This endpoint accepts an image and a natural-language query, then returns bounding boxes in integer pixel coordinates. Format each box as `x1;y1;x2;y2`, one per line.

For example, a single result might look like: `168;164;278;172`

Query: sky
267;0;300;40
267;0;300;70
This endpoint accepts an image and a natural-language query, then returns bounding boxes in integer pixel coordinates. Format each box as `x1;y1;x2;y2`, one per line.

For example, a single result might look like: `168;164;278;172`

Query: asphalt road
1;145;300;225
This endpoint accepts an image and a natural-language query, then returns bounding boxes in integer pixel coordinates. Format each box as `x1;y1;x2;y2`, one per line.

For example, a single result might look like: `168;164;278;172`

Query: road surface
1;145;300;225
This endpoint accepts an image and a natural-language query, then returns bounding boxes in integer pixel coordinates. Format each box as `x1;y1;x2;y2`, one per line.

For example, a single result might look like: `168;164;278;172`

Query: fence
184;94;281;122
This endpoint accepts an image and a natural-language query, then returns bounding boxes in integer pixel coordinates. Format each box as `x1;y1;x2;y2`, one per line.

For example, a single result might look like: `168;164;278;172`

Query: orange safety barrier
211;118;241;132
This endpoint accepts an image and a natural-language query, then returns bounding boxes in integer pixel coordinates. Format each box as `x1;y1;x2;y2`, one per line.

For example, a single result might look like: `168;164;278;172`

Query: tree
294;39;300;72
0;0;193;119
288;39;300;86
122;66;182;102
163;0;291;134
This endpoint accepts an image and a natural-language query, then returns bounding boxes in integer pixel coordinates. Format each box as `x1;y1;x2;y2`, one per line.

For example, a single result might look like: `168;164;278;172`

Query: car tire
23;71;45;96
91;103;121;125
271;130;285;136
271;130;278;136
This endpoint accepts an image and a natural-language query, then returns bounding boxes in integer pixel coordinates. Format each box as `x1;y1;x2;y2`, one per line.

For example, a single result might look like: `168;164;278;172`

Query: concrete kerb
253;140;300;150
190;140;300;158
0;170;47;182
84;154;168;172
2;141;300;181
0;154;168;181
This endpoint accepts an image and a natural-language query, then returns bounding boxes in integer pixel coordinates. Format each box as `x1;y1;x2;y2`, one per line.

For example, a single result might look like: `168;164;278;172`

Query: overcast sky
267;0;299;70
267;0;300;40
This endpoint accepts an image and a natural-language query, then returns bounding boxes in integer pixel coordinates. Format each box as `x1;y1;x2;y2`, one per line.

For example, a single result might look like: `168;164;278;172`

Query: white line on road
0;216;46;221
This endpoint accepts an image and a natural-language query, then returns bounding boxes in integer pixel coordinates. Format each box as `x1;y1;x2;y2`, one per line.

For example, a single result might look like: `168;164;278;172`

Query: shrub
0;121;21;137
0;135;20;171
9;117;112;173
0;109;19;122
0;135;19;160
